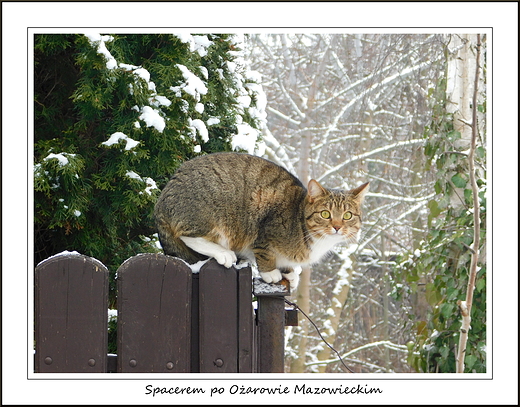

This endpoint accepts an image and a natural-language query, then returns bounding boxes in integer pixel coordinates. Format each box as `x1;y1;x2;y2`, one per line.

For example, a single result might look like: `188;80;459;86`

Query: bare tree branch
306;340;408;368
317;139;425;182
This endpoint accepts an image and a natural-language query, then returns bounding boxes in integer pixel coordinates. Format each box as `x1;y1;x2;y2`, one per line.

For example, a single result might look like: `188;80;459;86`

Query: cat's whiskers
302;229;325;245
344;231;359;246
305;229;336;248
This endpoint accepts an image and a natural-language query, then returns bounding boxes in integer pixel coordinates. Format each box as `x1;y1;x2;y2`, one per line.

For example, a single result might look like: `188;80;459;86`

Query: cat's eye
343;211;353;220
320;210;331;219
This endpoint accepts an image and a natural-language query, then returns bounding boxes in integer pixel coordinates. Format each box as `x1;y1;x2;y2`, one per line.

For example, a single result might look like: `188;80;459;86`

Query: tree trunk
315;260;354;372
456;34;481;373
287;44;330;373
289;266;311;372
447;34;477;210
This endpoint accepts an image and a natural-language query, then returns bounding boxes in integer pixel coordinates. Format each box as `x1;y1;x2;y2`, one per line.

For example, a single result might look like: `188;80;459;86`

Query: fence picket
117;254;192;373
35;253;108;373
198;260;240;372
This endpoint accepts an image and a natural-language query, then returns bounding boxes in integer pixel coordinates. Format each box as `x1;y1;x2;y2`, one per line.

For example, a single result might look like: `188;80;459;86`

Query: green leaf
476;278;486;292
464;188;473;206
428;199;441;218
476;146;486;159
447;130;461;141
440;302;455;319
451;173;467;188
428;199;442;227
34;33;264;307
425;283;443;307
465;354;478;370
434;180;443;194
446;287;459;301
439;345;450;358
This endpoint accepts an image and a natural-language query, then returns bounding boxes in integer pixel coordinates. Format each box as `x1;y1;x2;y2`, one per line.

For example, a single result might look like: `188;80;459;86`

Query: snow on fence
34;252;297;373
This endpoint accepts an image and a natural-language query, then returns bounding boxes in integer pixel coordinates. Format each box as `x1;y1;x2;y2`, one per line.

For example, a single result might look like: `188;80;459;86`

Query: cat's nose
332;226;341;232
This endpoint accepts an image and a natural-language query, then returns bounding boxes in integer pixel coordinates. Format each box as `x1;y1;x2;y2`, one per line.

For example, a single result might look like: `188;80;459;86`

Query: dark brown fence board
117;254;191;372
190;273;200;372
35;253;108;372
237;266;254;372
198;260;238;373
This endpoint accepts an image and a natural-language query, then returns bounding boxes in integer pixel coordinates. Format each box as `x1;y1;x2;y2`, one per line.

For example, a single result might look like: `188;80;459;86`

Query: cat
154;152;369;290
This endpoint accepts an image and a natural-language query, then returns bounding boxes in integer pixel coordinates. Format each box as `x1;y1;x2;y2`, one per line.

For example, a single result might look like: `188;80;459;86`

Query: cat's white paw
214;250;237;268
283;270;300;290
260;269;283;284
179;236;237;268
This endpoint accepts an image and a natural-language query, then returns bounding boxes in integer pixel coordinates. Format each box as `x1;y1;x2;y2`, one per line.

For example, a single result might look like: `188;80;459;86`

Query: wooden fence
34;252;297;373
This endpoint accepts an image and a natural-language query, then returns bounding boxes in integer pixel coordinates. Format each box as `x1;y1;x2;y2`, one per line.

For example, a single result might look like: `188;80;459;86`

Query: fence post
34;253;108;373
116;253;192;373
253;278;291;373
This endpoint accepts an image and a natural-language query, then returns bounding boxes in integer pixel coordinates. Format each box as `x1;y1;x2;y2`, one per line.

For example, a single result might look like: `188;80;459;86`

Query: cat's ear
350;182;370;203
307;179;327;202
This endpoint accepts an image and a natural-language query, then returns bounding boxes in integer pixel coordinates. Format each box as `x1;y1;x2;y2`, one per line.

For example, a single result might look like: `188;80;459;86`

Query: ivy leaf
425;283;443;307
476;278;486;292
428;199;441;217
440;345;450;358
427;200;441;227
464;188;473;206
465;354;478;370
451;173;467;188
446;287;459;301
440;302;455;319
447;130;461;141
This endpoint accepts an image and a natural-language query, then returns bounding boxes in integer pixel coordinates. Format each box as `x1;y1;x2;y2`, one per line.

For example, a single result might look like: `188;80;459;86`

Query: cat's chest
276;234;343;268
307;234;344;263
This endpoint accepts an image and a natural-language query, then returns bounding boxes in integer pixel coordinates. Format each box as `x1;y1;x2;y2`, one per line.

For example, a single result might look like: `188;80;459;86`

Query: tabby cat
154;152;369;289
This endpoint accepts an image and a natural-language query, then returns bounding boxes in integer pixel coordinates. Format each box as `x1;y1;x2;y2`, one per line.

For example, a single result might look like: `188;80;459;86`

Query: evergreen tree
34;34;266;299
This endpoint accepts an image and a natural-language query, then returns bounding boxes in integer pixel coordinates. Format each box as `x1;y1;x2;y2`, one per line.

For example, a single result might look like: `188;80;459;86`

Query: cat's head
305;179;369;244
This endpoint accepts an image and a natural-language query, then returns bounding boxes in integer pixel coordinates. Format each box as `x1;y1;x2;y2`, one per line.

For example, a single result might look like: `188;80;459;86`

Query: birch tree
395;34;487;373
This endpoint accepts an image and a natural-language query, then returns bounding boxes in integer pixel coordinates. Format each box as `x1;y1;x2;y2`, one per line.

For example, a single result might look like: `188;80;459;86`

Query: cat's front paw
260;269;283;284
282;270;300;290
214;250;237;268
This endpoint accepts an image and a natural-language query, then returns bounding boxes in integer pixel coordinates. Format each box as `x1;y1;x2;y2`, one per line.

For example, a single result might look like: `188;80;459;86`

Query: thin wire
284;298;355;373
